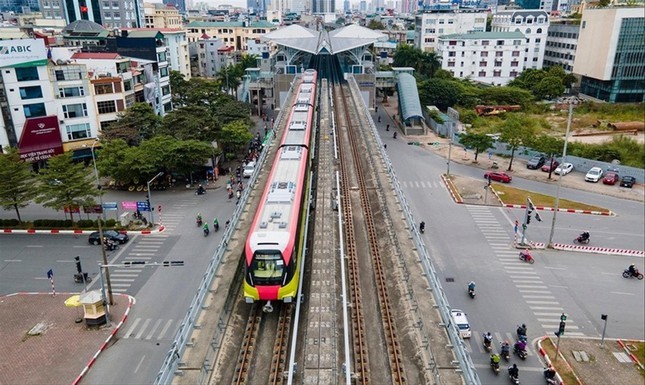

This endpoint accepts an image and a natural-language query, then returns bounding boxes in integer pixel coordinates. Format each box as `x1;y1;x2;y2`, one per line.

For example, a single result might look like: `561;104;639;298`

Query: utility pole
548;102;573;248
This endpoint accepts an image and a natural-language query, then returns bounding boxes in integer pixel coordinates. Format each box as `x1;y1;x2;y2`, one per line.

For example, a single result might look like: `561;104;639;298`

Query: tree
459;133;495;162
418;78;464;111
159;105;219;141
0;148;37;222
102;103;162;145
528;134;565;179
367;19;386;30
478;86;534;107
499;114;537;171
218;64;241;97
533;76;565;100
35;153;100;223
169;70;191;107
218;120;254;160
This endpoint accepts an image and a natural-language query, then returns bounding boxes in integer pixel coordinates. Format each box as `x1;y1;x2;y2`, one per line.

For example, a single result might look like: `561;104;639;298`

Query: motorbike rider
196;185;206;195
203;223;209;235
468;281;476;292
501;341;510;355
196;213;202;224
508;364;519;378
490;353;501;367
580;231;590;241
517;323;527;336
483;332;493;347
628;264;638;276
544;366;556;380
420;221;426;233
514;339;527;353
520;249;531;261
393;131;397;139
214;217;219;231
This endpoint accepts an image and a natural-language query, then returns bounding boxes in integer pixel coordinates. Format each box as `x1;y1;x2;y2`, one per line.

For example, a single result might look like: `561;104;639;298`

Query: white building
437;31;528;86
491;10;549;69
189;38;225;78
414;10;488;53
543;19;579;72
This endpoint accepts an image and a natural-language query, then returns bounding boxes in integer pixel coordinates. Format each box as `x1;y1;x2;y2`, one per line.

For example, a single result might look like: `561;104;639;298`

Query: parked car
242;162;256;178
554;163;574;176
603;172;619;185
541;159;560;172
585;167;604;183
527;155;546;169
620;176;636;188
88;230;129;245
484;171;512;183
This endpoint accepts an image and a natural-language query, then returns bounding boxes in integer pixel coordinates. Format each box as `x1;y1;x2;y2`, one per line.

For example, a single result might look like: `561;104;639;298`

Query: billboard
18;116;64;162
0;39;48;68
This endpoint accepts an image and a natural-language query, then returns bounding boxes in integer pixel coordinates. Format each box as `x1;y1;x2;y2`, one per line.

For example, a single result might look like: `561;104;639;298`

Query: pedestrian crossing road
121;317;179;341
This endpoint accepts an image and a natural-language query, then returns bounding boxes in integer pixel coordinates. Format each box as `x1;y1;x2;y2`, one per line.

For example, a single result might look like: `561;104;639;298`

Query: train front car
244;70;317;312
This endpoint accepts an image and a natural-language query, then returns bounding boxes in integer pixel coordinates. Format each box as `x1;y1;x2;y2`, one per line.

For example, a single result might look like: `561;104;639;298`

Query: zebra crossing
399;180;443;189
466;206;585;339
111;234;169;293
121;317;179;341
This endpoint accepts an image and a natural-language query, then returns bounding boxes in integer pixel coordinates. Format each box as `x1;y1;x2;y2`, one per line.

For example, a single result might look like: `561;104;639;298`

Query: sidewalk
0;293;132;385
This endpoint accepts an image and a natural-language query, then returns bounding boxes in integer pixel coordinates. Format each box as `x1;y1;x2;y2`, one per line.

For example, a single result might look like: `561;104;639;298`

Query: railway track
334;80;407;384
231;304;293;385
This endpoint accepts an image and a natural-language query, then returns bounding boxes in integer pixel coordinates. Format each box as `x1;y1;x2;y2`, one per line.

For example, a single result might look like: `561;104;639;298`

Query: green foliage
218;120;254;160
367;19;386;29
418;78;463;111
568;136;645;168
0;218;19;227
33;219;73;228
507;67;570;100
392;44;441;78
459;132;495;161
478;86;534;107
598;0;610;6
159;105;219;141
35;152;100;223
499;114;537;171
459;109;479;125
0;148;36;222
102;103;162;146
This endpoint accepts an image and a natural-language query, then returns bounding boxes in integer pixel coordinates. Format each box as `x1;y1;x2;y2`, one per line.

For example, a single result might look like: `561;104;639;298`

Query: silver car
585;167;604;183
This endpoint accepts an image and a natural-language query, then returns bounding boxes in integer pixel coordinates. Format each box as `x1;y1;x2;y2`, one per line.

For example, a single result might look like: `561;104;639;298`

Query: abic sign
0;39;48;68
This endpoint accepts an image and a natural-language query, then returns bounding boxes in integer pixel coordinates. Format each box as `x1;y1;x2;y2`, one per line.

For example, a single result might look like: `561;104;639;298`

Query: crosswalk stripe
135;319;152;339
530;306;564;310
109;283;132;287
542;324;579;330
537;318;575;323
157;319;174;339
526;300;561;305
519;290;552;294
515;284;546;288
111;274;139;278
534;312;565;316
522;295;556;299
123;318;141;339
145;319;163;340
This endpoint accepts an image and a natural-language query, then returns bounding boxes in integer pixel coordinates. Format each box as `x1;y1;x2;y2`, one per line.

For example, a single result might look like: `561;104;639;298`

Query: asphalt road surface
378;120;644;385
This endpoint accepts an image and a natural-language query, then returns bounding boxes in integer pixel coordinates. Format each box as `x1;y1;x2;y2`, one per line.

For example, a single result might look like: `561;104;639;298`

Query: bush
0;219;20;227
33;219;73;228
76;219;95;228
105;219;117;228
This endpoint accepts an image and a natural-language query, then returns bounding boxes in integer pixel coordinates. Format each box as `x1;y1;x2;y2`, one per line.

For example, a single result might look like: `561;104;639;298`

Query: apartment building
40;0;145;28
573;7;644;102
189;37;225;78
437;31;528;86
185;21;278;51
143;2;182;29
491;10;549;69
415;10;487;52
543;19;579;72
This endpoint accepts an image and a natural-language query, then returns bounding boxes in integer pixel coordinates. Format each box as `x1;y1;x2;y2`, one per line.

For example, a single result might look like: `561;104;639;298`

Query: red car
603;172;619;185
484;171;512;183
541;159;560;172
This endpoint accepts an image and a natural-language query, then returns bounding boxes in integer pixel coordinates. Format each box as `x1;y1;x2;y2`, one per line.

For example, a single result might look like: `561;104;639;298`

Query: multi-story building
573;7;644;102
491;10;549;69
0;39;102;162
437;31;528;86
414;10;487;53
40;0;145;28
143;3;182;29
0;0;39;13
185;21;278;51
122;28;190;80
162;0;185;13
189;37;225;78
543;19;579;72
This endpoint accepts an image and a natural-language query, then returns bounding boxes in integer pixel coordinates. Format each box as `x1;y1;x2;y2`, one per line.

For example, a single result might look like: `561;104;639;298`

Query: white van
451;309;471;339
243;162;256;178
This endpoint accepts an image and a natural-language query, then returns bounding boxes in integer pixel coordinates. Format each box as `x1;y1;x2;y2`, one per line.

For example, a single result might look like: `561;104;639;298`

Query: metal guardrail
347;76;481;385
154;80;298;385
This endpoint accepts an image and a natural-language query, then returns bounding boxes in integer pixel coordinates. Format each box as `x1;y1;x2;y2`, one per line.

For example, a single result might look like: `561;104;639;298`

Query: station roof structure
262;24;387;55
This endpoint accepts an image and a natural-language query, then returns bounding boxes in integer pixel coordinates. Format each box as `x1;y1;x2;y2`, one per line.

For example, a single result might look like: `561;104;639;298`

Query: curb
536;336;566;385
72;294;136;385
617;339;645;371
551;243;644;257
0;226;165;235
503;204;613;216
489;185;505;205
441;174;463;204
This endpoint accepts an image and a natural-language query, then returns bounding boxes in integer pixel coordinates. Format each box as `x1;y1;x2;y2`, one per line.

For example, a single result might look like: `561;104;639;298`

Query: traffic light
74;256;82;274
558;321;566;336
560;313;567;321
528;198;536;211
163;261;184;267
527;215;532;224
601;314;608;321
535;212;542;222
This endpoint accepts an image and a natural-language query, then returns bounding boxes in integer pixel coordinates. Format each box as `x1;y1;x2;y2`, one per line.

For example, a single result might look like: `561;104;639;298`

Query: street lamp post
548;102;574;248
446;126;453;176
90;138;113;305
147;172;164;226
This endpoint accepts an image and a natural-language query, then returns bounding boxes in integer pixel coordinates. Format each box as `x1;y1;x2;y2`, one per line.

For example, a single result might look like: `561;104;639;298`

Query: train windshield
251;251;285;285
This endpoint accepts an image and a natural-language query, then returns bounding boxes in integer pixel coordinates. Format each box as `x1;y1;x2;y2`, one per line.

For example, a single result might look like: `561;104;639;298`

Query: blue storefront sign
103;202;118;211
137;201;150;212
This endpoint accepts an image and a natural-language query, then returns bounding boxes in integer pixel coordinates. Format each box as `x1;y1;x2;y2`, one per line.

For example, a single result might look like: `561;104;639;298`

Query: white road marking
515;284;547;288
109;283;132;287
544;266;566;270
123;318;142;339
519;290;552;294
542;324;579;330
4;259;22;262
135;319;152;339
526;300;561;305
513;280;544;284
550;285;569;289
110;278;136;282
110;274;139;278
534;312;566;317
145;319;163;340
157;319;174;339
522;295;556;299
530;306;564;311
134;355;146;373
610;291;634;296
26;245;43;248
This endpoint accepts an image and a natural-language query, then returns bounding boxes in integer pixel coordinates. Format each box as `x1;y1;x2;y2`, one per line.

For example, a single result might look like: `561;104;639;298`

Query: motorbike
514;344;527;360
203;227;209;237
468;287;476;299
622;269;644;280
491;360;500;375
196;218;203;227
393;132;397;139
517;325;527;340
519;250;535;264
195;187;206;195
483;337;493;352
508;371;520;385
544;368;559;385
420;222;425;234
214;223;220;232
104;241;118;251
501;347;510;361
573;234;590;244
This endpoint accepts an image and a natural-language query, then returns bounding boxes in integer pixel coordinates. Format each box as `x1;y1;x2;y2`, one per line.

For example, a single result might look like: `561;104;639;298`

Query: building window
15;67;39;81
19;86;43;99
495;61;503;67
479;71;486;77
496;51;503;57
537;28;543;33
479;61;487;66
447;62;455;67
536;38;541;43
59;86;84;97
449;40;457;46
158;51;167;62
482;40;489;46
160;67;169;77
162;85;171;96
525;28;531;34
23;103;47;118
481;51;488;57
97;100;117;114
54;68;82;81
66;123;91;140
124;80;132;91
511;61;519;67
62;103;88;118
100;120;116;131
497;40;504;46
493;70;501;77
439;19;445;24
125;94;136;107
94;83;114;95
449;51;456;57
510;70;519;77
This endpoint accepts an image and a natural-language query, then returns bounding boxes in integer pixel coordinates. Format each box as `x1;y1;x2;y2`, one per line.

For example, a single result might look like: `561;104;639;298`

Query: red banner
18;116;63;163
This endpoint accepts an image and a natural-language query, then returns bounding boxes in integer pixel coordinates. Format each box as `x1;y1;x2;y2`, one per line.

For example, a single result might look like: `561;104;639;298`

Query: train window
251;252;285;284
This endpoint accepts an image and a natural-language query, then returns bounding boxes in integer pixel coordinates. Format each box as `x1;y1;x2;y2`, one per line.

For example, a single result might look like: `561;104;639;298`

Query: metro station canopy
262;24;387;55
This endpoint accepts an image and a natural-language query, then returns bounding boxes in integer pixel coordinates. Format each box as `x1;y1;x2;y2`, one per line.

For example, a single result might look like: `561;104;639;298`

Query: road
377;116;644;384
0;187;237;384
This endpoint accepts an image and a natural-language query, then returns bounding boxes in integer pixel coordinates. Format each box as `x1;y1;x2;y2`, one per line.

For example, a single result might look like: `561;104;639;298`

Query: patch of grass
491;183;610;213
631;341;645;377
542;337;581;385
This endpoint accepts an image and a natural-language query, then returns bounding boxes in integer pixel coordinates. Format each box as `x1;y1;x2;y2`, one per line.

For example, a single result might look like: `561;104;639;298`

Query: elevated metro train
243;69;318;312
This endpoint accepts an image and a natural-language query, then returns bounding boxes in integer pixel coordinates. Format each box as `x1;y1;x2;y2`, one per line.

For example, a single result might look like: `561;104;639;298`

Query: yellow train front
243;69;317;312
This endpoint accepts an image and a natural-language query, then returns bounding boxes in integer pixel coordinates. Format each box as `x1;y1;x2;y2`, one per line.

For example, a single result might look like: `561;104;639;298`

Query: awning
62;138;100;152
